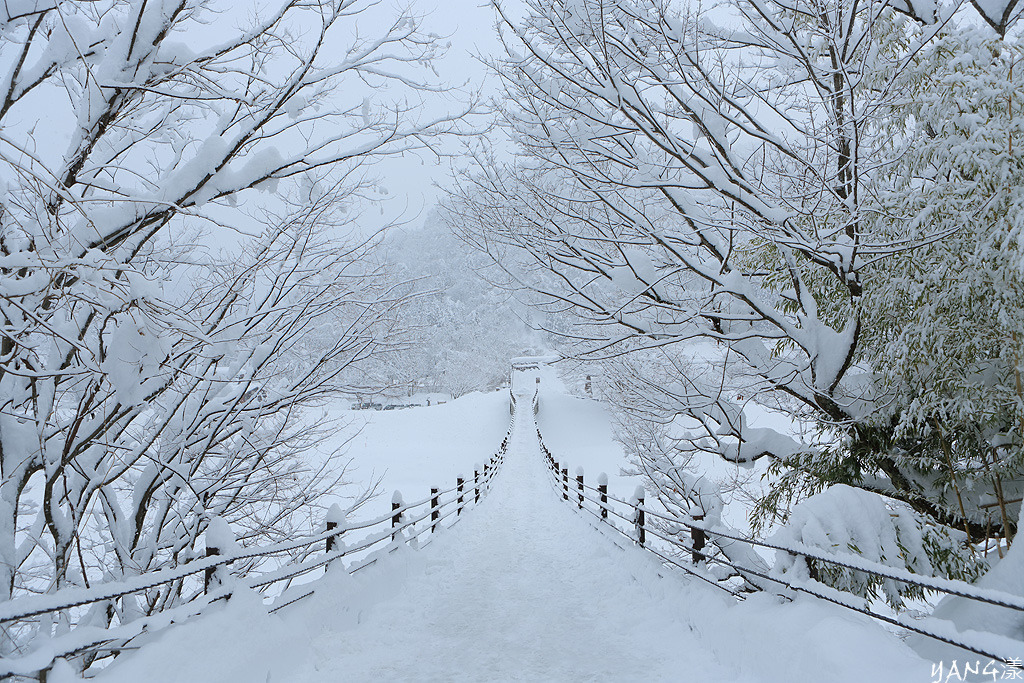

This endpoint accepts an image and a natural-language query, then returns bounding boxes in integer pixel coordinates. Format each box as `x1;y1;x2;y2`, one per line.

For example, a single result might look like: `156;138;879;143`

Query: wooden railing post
562;467;568;500
474;467;480;503
576;467;584;509
457;477;464;515
634;486;646;548
691;514;706;565
204;545;220;594
326;503;345;569
391;491;403;542
431;488;439;533
805;555;820;582
598;473;608;519
204;517;234;594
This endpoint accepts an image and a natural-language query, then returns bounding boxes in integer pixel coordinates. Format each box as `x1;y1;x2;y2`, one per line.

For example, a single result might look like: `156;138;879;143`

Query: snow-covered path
96;390;927;683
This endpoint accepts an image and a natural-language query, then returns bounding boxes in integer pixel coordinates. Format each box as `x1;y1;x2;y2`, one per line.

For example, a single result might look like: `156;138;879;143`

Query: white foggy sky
371;0;512;226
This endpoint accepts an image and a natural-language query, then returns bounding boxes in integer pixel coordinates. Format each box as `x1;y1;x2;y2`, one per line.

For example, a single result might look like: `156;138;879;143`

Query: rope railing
534;408;1024;665
570;484;742;597
633;502;1024;614
562;473;1024;615
0;392;519;679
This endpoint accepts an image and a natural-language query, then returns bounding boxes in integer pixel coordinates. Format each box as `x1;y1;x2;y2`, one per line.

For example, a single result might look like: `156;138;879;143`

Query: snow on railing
0;392;519;679
533;416;1024;665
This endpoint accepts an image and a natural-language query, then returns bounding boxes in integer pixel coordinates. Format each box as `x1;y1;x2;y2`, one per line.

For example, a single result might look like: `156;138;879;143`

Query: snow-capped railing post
431;488;440;533
562;467;569;500
204;546;221;595
392;492;403;542
598;473;608;520
204;517;235;594
474;466;481;503
576;468;584;509
633;487;646;548
691;515;706;566
326;504;346;566
457;477;465;515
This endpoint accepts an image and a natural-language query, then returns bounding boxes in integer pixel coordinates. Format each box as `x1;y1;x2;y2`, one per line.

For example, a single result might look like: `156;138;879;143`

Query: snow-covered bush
772;486;985;608
854;29;1024;542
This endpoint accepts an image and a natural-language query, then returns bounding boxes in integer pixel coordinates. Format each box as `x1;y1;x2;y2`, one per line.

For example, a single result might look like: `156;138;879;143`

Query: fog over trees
372;211;541;399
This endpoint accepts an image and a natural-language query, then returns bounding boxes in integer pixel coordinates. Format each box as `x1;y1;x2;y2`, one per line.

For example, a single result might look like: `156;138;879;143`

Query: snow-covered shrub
772;485;986;608
853;28;1024;542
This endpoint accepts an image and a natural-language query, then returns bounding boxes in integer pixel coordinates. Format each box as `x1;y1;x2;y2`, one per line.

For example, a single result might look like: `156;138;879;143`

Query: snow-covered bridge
81;386;928;683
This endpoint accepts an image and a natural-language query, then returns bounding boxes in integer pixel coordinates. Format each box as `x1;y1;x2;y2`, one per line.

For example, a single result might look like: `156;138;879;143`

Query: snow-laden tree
0;0;468;660
854;31;1024;550
449;0;1020;592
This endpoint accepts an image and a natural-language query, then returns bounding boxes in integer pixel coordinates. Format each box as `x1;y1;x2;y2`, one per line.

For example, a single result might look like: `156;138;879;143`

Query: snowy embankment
84;381;929;683
313;389;513;520
539;374;783;535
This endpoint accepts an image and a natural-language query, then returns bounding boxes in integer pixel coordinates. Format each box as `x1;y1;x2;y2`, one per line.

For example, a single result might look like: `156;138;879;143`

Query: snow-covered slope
88;384;927;683
313;389;513;519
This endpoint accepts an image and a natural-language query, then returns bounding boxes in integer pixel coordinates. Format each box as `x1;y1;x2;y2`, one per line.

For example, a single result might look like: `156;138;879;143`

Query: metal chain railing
0;392;519;679
533;401;1024;664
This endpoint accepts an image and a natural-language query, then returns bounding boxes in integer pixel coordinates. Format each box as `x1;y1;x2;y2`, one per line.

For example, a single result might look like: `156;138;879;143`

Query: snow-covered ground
313;389;513;520
88;378;929;683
